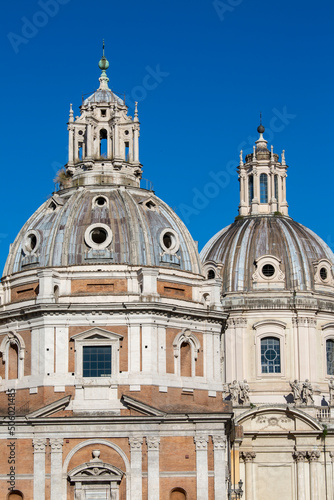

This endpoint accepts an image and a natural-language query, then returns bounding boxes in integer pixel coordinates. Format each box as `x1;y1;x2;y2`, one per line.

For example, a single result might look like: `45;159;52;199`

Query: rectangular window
261;337;281;373
83;345;112;377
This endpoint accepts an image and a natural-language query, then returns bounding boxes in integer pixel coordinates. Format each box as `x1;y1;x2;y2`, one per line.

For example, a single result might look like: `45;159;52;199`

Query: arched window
260;174;268;203
100;129;108;158
261;337;280;373
180;342;192;377
8;343;19;380
248;175;254;204
173;330;200;377
8;491;23;500
170;488;187;500
274;175;278;201
0;333;25;380
326;339;334;375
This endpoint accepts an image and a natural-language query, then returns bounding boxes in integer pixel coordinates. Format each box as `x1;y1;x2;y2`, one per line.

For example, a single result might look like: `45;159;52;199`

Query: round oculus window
160;229;180;254
24;231;40;254
95;196;107;207
262;264;275;278
320;267;328;281
84;223;112;250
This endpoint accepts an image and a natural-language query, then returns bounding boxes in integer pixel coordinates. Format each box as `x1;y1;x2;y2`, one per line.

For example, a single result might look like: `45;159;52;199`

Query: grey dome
201;216;334;293
4;186;201;276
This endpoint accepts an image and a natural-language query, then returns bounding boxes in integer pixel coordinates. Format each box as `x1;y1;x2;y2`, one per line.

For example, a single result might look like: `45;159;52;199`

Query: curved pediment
235;405;323;432
68;460;124;483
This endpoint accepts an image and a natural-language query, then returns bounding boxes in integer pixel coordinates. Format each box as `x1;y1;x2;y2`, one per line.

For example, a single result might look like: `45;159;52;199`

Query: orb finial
98;39;109;71
257;112;265;134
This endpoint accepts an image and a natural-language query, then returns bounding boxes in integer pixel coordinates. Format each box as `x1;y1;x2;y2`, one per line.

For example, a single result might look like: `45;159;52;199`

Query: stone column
240;451;255;500
194;434;209;500
307;450;320;500
86;121;92;158
212;435;227;500
50;438;63;500
251;169;259;214
134;125;139;163
146;436;160;500
68;126;74;164
129;437;143;499
33;438;47;500
293;450;306;500
114;117;120;158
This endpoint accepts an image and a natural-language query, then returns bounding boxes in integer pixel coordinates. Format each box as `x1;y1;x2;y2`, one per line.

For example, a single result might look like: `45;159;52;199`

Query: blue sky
1;0;334;271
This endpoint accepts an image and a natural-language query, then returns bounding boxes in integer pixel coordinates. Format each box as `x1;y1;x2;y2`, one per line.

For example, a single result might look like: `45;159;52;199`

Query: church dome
3;185;201;276
201;126;334;294
201;215;334;293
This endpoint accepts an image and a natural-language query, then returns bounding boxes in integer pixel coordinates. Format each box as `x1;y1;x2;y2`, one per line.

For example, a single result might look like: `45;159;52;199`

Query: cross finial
102;39;105;56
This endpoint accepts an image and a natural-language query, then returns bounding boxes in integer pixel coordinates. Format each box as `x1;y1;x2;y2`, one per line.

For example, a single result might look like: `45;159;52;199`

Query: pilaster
240;451;256;500
50;438;63;500
293;450;306;500
212;435;227;499
194;434;209;500
129;436;143;499
33;438;47;500
146;436;160;500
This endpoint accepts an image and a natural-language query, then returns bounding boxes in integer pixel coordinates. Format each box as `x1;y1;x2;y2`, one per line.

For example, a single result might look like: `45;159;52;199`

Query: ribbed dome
201;215;334;293
4;186;201;276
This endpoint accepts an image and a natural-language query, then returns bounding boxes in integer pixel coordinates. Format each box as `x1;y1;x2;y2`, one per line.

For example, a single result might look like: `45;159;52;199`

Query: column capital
49;438;63;452
293;450;306;462
129;437;143;450
146;436;160;450
240;451;256;463
307;450;320;462
212;435;227;450
194;434;209;451
33;438;47;452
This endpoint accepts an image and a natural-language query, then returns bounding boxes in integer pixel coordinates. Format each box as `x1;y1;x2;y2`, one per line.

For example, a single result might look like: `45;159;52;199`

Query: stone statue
302;379;314;405
289;380;301;404
240;379;250;405
228;380;240;404
329;377;334;406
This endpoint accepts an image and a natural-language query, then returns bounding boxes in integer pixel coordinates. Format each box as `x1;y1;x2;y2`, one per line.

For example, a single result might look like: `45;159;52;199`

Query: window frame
326;338;334;376
321;324;334;379
253;320;286;379
260;336;281;374
71;328;122;380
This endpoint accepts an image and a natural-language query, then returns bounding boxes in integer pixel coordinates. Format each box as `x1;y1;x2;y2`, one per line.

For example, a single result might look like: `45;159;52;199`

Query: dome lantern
65;42;142;189
238;123;288;216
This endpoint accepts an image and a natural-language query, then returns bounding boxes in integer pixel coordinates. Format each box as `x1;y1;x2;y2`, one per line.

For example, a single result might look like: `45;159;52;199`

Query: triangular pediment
26;395;71;419
121;394;166;416
71;327;123;342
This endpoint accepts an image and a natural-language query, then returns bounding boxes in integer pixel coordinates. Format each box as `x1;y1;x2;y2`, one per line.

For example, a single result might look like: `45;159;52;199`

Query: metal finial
257;112;265;134
102;39;105;56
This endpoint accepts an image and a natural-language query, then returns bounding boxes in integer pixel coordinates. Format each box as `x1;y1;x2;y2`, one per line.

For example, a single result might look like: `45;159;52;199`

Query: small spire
282;150;286;165
270;145;274;158
253;145;256;159
98;40;110;90
239;149;243;166
69;103;74;123
134;101;139;122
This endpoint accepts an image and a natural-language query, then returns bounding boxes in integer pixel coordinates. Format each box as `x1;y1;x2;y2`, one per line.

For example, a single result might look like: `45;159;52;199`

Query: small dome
201;216;334;293
4;186;201;276
83;89;124;105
